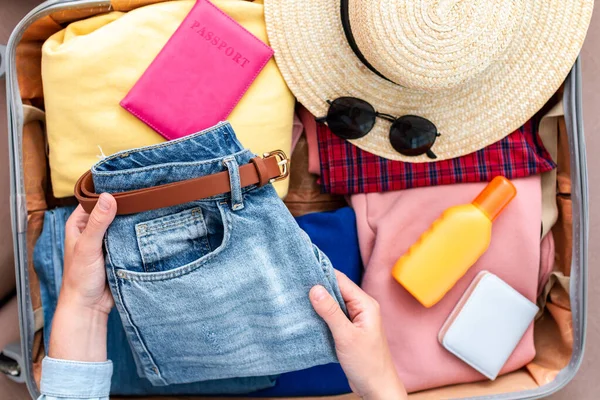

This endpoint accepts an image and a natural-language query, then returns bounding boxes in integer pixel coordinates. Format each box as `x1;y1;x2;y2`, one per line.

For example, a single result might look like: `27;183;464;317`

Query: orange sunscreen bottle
392;176;517;308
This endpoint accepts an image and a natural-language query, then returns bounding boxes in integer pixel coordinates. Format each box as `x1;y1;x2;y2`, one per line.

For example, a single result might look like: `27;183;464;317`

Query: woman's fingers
78;193;117;252
64;206;89;254
309;285;353;339
335;270;379;322
335;270;365;301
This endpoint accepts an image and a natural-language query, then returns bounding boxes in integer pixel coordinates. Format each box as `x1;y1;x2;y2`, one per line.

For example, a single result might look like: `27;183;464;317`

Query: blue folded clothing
297;207;362;285
253;207;362;397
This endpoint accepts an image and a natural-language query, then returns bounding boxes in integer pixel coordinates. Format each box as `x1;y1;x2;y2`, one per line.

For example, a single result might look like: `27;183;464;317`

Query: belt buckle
263;150;289;183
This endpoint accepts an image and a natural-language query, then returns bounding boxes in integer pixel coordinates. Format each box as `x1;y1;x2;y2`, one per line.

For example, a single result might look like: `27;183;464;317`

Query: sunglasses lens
326;97;377;140
390;115;438;158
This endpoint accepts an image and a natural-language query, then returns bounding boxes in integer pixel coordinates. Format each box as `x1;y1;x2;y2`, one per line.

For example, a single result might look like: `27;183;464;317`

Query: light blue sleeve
37;357;113;400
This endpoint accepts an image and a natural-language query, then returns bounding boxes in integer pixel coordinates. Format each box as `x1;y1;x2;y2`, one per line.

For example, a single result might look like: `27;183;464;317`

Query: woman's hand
310;271;407;400
49;194;117;362
62;194;117;314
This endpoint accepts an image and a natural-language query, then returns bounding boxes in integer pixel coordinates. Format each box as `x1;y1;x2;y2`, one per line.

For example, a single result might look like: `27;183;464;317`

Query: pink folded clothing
538;233;555;298
351;175;543;392
297;105;321;176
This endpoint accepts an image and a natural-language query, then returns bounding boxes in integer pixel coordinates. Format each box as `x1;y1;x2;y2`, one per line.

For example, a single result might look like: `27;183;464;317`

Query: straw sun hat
264;0;593;162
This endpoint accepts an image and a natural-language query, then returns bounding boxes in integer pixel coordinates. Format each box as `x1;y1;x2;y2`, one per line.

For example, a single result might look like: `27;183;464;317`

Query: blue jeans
93;122;344;386
34;206;277;395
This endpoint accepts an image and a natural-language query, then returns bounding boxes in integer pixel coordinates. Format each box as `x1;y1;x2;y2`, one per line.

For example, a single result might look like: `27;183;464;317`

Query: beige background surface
0;2;598;399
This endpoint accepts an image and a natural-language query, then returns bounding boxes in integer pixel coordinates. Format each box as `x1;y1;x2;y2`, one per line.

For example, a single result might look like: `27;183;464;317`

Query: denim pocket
109;201;232;281
135;207;211;273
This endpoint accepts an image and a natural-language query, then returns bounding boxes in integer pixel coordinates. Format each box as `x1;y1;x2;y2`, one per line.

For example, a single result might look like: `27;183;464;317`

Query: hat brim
264;0;593;162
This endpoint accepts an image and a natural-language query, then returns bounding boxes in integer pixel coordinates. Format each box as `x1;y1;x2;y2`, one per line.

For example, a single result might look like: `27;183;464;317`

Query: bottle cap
472;176;517;221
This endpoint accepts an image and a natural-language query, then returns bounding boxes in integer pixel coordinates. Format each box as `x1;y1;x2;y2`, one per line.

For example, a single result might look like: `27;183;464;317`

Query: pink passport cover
121;0;273;140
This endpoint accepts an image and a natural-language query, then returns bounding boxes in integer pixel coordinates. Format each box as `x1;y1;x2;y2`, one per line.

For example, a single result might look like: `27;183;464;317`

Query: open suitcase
2;0;590;399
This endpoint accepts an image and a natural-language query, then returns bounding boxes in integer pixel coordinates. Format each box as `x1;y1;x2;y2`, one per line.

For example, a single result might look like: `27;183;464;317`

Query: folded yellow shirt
42;0;294;198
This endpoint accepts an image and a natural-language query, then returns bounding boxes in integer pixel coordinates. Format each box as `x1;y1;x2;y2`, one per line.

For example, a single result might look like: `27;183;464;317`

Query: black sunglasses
316;97;440;159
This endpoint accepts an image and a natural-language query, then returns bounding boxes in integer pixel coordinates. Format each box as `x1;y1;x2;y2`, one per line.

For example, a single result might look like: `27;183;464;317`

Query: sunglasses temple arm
315;116;327;123
375;112;396;123
426;149;438;159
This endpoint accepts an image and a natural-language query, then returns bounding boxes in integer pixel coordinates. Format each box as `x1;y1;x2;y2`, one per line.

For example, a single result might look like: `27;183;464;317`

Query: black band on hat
340;0;396;85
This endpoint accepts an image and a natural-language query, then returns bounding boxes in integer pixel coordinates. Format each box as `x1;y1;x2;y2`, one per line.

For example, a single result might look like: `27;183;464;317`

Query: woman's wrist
48;291;110;362
361;370;407;400
362;385;407;400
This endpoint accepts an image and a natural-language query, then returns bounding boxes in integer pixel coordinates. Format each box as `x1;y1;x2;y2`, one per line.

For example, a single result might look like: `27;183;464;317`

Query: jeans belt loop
223;156;244;211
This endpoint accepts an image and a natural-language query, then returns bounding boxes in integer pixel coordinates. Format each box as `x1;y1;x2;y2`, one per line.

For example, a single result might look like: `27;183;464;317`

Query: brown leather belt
74;150;289;215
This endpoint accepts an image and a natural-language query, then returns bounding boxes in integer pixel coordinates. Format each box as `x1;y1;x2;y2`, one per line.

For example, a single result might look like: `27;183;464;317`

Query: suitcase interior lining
13;2;576;398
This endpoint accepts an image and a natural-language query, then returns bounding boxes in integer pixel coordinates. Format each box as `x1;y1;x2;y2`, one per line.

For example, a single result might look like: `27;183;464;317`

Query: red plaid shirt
318;118;556;194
